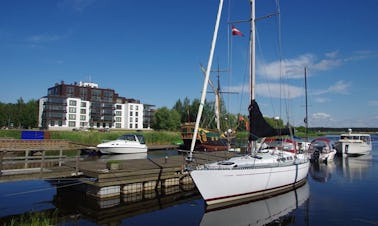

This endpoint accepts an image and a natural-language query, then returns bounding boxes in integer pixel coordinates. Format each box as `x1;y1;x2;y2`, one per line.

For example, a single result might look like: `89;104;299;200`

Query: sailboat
188;0;310;206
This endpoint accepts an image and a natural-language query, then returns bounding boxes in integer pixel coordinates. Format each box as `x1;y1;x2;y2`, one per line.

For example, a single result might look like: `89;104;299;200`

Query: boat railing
199;159;306;170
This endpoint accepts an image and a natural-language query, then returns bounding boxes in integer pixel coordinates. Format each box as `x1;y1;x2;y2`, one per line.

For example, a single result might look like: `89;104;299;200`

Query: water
1;136;377;226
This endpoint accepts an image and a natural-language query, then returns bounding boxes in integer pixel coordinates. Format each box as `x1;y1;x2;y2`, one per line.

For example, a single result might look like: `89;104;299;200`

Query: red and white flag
231;25;243;36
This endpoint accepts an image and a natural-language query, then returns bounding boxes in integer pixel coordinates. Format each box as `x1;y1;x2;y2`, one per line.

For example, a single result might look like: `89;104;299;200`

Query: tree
0;98;39;129
152;107;181;131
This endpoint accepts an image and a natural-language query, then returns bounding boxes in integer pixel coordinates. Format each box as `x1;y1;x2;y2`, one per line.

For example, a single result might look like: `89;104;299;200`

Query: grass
0;129;182;146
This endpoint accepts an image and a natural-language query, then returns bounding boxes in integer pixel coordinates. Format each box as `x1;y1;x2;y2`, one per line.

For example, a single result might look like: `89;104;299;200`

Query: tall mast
250;0;256;101
304;67;308;142
188;0;224;160
248;0;256;152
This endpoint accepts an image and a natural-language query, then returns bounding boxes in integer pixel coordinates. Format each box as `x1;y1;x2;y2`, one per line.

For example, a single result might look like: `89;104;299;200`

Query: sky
1;0;378;128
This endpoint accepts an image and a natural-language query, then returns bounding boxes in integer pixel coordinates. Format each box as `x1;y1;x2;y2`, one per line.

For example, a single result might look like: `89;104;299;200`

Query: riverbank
0;129;183;147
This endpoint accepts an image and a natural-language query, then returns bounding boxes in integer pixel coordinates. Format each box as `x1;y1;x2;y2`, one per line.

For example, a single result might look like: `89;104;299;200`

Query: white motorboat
188;0;310;206
308;137;337;163
335;129;372;156
97;134;148;154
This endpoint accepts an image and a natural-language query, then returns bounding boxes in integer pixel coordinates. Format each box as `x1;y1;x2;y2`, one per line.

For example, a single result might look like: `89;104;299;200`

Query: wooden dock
0;138;239;199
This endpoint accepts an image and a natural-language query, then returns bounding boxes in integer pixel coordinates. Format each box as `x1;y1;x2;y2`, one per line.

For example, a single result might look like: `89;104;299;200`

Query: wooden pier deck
0;138;240;198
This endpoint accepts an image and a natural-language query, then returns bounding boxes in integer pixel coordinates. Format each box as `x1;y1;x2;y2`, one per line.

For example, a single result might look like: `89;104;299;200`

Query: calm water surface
0;136;377;226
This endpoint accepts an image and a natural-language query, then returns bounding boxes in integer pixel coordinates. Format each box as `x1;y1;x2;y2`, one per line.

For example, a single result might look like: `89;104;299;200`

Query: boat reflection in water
200;182;310;226
341;153;372;180
98;152;147;161
309;161;336;183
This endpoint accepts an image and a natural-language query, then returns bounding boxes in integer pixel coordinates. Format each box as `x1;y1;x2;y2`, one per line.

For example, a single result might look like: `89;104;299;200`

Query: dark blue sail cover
248;99;293;141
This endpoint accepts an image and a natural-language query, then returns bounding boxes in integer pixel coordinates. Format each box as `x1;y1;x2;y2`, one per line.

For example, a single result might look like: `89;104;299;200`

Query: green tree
152;107;181;131
0;98;39;129
23;100;39;128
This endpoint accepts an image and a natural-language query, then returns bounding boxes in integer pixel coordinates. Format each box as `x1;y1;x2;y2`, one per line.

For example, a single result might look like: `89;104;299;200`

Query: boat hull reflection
98;153;147;161
200;182;310;226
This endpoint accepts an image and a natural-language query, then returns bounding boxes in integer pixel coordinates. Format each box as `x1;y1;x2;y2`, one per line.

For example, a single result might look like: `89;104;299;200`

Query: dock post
75;149;80;175
40;150;45;176
59;148;63;167
0;151;3;176
25;150;29;168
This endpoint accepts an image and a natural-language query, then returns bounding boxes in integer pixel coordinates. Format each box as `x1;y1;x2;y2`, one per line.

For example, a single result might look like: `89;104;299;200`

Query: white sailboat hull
190;161;310;205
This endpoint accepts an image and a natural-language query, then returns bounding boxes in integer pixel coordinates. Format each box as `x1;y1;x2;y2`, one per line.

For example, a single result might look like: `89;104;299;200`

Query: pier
0;139;237;199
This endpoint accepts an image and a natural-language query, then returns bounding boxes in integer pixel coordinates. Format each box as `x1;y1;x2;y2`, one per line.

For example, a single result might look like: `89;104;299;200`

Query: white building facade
39;81;146;131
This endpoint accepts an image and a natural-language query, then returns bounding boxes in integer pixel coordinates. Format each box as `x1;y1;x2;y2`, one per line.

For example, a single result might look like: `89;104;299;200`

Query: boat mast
304;67;309;142
249;0;256;151
188;0;224;160
250;0;256;101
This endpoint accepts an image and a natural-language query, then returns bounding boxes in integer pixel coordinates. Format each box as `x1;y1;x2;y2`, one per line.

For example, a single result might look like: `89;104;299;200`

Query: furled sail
248;99;292;141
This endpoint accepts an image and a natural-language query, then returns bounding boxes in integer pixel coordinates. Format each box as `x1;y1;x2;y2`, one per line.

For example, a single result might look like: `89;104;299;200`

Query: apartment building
39;81;153;130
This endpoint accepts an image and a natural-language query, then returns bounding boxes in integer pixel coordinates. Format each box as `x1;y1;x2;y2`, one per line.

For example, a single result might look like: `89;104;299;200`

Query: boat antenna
188;0;224;161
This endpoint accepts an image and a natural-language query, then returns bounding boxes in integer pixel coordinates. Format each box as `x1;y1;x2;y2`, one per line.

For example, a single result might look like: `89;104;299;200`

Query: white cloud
258;50;376;82
27;34;65;43
224;82;304;99
311;58;342;71
368;100;378;107
325;50;339;58
313;97;330;103
258;54;314;80
256;83;303;99
313;80;351;95
58;0;96;12
327;80;351;94
312;112;331;120
224;83;249;94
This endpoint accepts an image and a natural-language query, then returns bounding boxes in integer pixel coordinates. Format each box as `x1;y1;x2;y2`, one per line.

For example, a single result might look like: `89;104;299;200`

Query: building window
81;102;87;107
67;87;75;97
69;114;76;120
50;121;55;126
130;105;134;110
129;123;133;128
116;105;122;110
80;109;86;114
130;111;133;116
135;112;138;117
135;124;138;129
136;106;139;110
116;123;121;128
69;100;77;106
68;121;76;127
69;107;76;113
116;111;121;116
80;115;86;121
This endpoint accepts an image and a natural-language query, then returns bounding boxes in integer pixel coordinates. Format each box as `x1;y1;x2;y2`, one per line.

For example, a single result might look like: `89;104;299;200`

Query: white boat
97;134;148;154
335;129;372;156
188;0;310;206
308;137;337;163
200;182;310;226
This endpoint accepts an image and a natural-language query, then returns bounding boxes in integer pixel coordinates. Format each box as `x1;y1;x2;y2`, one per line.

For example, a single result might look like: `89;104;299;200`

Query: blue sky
1;0;377;128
